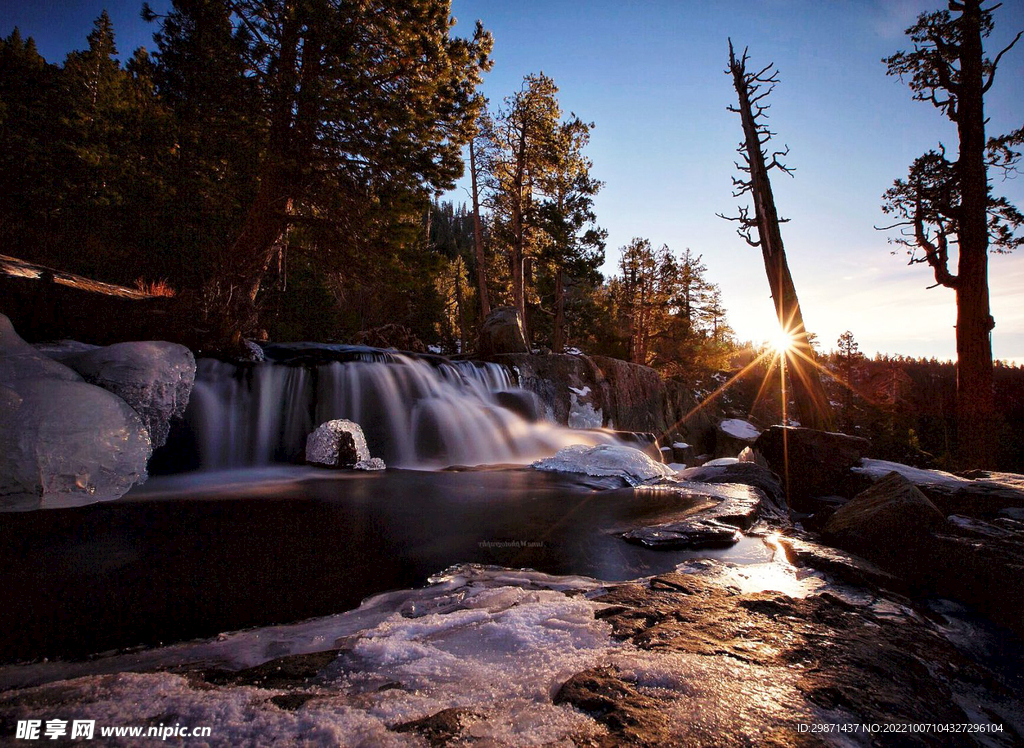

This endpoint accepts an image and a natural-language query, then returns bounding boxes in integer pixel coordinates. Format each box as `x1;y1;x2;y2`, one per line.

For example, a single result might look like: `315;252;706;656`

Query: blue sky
3;0;1023;360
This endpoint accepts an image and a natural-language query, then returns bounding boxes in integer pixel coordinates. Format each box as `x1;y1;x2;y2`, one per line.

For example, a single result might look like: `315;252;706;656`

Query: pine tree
880;0;1023;468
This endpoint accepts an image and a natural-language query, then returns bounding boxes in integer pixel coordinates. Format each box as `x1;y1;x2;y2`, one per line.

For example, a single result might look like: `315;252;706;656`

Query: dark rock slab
622;518;742;550
679;462;786;516
754;426;869;509
555;567;1024;747
822;472;945;559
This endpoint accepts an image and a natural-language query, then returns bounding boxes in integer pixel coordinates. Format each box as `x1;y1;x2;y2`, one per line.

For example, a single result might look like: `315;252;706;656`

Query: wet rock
679;462;786;515
713;418;760;457
554;666;676;747
670;441;694;464
822;472;945;562
575;567;1019;745
393;707;484;745
493;390;543;422
777;537;905;594
478;307;528;356
622;517;741;550
754;426;870;509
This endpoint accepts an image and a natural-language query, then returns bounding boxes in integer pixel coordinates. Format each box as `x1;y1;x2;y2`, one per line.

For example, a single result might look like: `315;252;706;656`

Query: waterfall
179;351;615;471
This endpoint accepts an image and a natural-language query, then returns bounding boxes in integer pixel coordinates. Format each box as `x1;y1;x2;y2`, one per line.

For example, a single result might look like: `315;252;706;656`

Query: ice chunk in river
532;444;675;486
0;379;151;511
0;315;152;510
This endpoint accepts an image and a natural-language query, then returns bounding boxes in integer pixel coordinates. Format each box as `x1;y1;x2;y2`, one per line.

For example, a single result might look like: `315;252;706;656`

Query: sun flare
769;327;796;354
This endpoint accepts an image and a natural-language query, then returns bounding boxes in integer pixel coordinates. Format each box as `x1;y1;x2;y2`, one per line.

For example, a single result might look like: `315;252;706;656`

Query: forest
0;7;732;372
1;0;1022;471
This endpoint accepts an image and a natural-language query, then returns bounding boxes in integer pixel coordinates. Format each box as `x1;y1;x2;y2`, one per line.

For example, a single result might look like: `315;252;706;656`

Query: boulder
60;341;196;448
679;461;786;515
494;353;606;425
591;356;667;434
478;307;528;356
713;418;761;457
822;472;944;561
305;419;371;468
754;426;869;509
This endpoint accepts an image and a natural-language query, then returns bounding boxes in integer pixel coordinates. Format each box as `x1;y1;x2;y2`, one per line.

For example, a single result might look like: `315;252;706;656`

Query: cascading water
179;349;616;470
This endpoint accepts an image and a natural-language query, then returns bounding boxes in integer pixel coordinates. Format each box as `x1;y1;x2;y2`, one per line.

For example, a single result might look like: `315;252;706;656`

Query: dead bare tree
719;40;833;431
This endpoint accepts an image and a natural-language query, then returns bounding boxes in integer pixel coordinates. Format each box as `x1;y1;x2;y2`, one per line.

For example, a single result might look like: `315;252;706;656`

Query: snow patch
532;444;675;487
719;418;761;441
851;458;966;487
568;390;603;430
702;457;740;467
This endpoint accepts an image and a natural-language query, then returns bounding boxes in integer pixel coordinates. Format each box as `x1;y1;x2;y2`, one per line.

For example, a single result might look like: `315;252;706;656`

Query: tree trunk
469;139;491;320
552;269;566;353
953;0;996;468
730;47;833;430
455;256;468;355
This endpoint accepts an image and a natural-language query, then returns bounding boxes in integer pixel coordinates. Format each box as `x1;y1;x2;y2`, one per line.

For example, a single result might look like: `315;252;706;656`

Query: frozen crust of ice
306;419;371;467
720;418;761;440
0;566;617;746
62;342;196;449
0;379;151;511
532;444;675;486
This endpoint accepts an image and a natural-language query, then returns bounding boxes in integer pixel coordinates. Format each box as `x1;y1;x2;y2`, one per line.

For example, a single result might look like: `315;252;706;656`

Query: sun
769;327;796;354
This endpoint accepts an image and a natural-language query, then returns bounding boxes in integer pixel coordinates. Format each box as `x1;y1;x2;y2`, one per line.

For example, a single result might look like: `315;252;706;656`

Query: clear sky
3;0;1023;361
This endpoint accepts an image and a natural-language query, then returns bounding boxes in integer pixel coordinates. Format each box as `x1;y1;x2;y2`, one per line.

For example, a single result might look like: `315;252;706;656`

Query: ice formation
354;457;387;471
532;444;675;486
0;380;152;511
306;419;371;467
1;315;153;510
60;342;196;448
567;390;603;429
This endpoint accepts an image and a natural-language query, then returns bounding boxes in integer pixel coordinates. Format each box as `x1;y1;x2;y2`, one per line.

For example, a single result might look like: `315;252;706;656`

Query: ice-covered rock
532;444;675;486
354;457;386;471
0;315;83;384
0;379;151;511
242;340;265;362
32;339;99;361
851;458;964;487
60;342;196;449
306;419;371;468
0;314;153;511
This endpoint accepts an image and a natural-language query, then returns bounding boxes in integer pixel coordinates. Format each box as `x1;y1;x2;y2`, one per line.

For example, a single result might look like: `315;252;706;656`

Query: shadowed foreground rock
754;426;869;509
